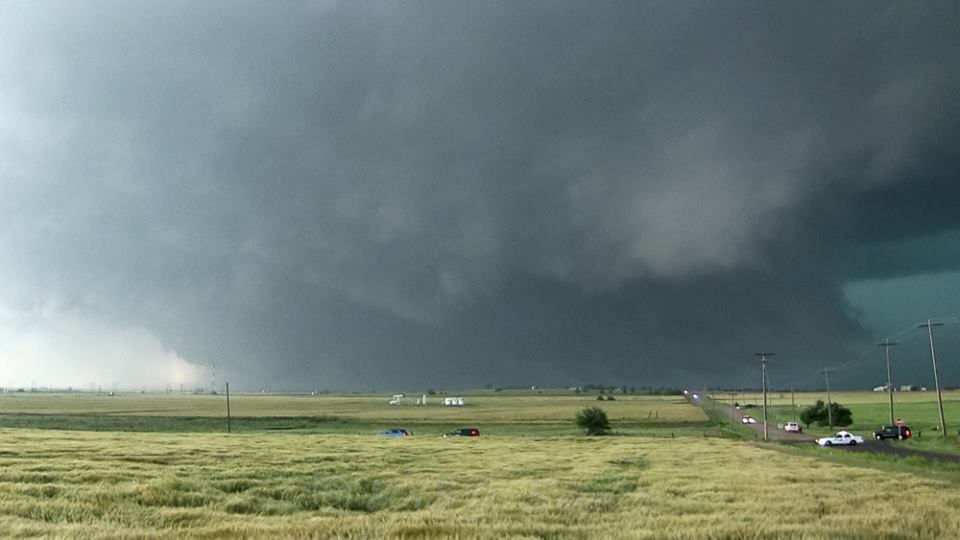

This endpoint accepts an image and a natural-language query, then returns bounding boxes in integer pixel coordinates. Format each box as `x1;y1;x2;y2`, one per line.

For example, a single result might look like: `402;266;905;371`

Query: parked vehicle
443;427;480;437
784;422;802;433
740;415;757;424
380;428;411;438
874;425;911;440
815;431;863;447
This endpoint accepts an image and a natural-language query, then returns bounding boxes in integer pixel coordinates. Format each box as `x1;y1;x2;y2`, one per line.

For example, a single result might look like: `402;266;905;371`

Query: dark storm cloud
1;1;958;390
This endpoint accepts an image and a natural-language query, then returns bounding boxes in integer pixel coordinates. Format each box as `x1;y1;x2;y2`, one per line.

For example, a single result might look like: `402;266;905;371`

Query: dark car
443;427;480;438
873;425;911;440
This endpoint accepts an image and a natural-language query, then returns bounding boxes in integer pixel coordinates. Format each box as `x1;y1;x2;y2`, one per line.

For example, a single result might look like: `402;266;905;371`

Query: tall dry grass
1;428;958;538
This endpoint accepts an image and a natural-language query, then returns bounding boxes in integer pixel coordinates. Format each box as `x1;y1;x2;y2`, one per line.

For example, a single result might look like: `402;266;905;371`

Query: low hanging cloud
0;302;205;389
0;1;958;390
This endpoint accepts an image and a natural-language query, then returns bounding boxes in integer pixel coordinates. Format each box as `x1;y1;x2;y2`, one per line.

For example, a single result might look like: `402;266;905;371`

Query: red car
444;427;480;437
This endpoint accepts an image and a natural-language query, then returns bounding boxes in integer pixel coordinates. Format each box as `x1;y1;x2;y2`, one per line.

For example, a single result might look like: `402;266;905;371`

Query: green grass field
0;391;959;538
0;392;707;436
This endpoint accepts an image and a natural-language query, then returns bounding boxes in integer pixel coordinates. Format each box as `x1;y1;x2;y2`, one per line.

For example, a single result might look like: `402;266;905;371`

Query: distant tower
210;363;217;395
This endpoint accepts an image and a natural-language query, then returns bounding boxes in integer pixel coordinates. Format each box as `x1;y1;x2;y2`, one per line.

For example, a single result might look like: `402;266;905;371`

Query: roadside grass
713;390;960;454
699;404;764;440
1;428;959;538
781;440;960;480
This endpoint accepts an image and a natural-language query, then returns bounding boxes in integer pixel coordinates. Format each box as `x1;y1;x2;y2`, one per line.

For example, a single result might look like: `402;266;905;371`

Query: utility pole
819;368;836;430
878;339;899;426
756;352;774;441
917;320;947;437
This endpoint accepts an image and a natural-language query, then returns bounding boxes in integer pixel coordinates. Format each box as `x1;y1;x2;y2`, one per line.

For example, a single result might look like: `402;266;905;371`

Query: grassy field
2;429;960;539
0;393;707;436
1;391;959;538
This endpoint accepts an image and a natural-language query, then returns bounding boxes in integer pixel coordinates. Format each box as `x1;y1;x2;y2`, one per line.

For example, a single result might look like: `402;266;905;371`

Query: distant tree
800;400;853;427
596;395;605;401
606;395;616;401
576;406;611;436
800;400;825;425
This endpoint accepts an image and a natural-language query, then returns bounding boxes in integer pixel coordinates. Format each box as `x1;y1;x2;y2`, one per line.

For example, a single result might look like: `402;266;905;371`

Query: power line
728;317;959;396
763;319;950;390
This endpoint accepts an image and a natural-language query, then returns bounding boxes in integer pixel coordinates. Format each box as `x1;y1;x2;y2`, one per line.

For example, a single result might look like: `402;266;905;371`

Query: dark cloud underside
1;1;958;390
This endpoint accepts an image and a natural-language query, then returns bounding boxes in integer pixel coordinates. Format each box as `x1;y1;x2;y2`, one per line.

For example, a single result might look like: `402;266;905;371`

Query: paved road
694;395;960;464
701;396;812;442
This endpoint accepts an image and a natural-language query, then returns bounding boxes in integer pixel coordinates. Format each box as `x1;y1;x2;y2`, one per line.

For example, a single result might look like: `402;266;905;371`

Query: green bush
800;400;852;427
575;406;611;436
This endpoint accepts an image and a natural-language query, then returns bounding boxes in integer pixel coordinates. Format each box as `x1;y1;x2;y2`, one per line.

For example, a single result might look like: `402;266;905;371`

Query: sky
1;1;958;392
